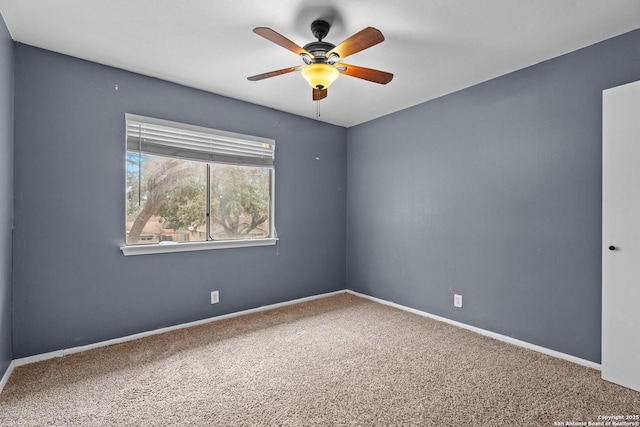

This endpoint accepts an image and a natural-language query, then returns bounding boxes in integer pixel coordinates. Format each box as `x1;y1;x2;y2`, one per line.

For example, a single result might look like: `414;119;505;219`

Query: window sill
120;238;278;256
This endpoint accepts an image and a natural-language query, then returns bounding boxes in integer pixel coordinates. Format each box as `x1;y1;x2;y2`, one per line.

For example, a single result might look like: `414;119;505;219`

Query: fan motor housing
303;41;335;60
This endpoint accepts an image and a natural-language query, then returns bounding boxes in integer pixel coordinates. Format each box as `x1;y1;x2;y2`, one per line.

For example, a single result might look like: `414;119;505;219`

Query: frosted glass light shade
301;63;340;90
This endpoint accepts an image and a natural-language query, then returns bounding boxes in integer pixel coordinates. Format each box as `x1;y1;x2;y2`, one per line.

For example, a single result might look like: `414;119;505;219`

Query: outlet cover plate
454;294;463;308
211;290;219;304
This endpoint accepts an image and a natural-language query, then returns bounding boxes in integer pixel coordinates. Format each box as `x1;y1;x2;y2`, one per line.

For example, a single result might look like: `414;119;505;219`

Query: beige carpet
1;293;638;426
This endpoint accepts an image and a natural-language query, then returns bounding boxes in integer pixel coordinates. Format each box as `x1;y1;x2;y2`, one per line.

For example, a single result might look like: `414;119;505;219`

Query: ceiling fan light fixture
300;53;313;65
248;23;392;101
326;53;340;64
301;63;340;90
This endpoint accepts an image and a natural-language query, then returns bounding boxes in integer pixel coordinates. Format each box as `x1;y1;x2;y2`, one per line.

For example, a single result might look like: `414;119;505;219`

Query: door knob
609;246;616;251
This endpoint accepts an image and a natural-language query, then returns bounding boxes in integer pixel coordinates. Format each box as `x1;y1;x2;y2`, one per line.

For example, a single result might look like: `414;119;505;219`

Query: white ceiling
1;0;639;127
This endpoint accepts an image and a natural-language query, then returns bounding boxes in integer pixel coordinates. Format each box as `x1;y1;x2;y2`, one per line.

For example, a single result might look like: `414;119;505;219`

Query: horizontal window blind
126;114;275;167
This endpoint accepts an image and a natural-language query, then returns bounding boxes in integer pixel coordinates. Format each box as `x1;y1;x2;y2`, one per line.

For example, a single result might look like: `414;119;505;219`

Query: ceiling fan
247;19;393;101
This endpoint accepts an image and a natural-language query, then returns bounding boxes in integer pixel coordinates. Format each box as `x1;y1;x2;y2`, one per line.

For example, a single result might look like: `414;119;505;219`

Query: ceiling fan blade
253;27;311;56
327;27;384;60
247;66;299;81
340;64;393;84
313;88;327;100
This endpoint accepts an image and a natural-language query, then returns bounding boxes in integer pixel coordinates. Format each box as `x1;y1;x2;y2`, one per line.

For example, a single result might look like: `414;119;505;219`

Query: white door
602;80;640;392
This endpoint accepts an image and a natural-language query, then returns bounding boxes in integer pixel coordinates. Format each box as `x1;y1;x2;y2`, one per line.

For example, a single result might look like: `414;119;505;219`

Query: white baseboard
347;290;601;371
6;288;600;393
13;289;346;367
0;361;15;394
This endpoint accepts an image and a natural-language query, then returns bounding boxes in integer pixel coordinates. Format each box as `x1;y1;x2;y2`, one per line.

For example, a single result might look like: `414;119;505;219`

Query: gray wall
10;28;640;364
12;44;347;358
0;13;13;377
347;29;640;363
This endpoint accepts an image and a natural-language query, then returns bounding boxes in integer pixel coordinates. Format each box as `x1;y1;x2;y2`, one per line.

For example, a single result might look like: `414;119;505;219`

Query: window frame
121;114;277;256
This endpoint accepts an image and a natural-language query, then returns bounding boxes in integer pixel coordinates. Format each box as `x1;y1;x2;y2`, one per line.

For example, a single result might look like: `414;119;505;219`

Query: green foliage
126;153;143;216
126;152;270;241
156;183;207;231
210;165;270;237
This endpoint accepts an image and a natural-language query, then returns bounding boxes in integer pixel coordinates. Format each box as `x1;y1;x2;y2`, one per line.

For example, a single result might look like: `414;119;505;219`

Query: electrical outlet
454;294;463;308
210;290;219;304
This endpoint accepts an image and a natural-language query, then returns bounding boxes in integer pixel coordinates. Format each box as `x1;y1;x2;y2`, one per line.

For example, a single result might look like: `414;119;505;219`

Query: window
122;114;276;256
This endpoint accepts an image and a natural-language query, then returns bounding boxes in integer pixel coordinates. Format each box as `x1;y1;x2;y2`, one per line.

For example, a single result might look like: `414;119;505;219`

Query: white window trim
120;237;278;256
